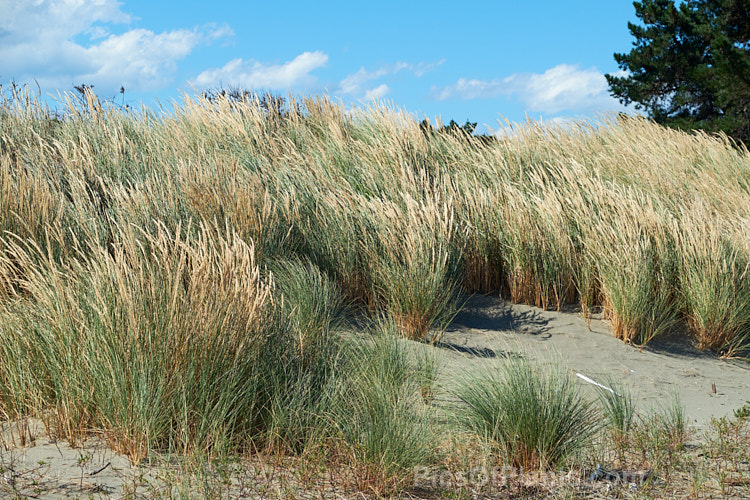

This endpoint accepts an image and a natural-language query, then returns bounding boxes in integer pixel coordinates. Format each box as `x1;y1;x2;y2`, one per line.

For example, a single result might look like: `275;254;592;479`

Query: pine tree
607;0;750;144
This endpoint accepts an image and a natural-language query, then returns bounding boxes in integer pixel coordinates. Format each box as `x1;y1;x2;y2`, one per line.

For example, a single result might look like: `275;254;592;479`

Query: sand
435;294;750;429
2;294;749;497
0;424;135;498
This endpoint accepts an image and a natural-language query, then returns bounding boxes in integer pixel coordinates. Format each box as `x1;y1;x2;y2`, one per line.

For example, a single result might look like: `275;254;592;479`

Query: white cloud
192;51;328;90
434;64;626;115
0;0;130;44
512;64;612;114
363;83;389;100
413;59;446;77
337;63;407;95
205;23;234;42
0;0;230;93
434;77;511;101
81;28;201;90
337;59;444;100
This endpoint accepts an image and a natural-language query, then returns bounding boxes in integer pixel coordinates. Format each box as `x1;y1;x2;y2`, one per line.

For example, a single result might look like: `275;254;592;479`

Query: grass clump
593;378;636;437
596;378;636;437
330;326;439;494
625;396;689;479
368;194;463;341
259;257;347;454
501;191;577;311
735;401;750;420
590;202;680;345
0;221;345;463
453;358;598;470
592;377;637;464
674;207;750;356
268;257;345;358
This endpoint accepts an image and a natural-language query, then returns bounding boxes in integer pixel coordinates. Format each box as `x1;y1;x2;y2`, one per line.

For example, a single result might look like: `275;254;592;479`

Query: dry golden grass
1;88;749;495
2;90;749;352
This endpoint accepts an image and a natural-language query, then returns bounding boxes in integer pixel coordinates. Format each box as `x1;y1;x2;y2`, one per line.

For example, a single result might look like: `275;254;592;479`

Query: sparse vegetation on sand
1;86;749;497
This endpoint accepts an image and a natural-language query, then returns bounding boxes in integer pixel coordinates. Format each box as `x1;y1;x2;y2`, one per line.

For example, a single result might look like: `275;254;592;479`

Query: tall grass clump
179;162;293;266
587;195;680;345
593;377;636;462
500;188;577;310
594;380;636;439
0;222;344;462
453;358;598;470
330;326;439;493
367;193;464;341
674;207;750;356
457;185;506;293
259;257;347;453
295;188;377;307
0;158;65;251
269;257;345;348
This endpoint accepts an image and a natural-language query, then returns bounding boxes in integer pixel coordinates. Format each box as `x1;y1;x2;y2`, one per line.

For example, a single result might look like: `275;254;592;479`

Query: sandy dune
435;294;750;428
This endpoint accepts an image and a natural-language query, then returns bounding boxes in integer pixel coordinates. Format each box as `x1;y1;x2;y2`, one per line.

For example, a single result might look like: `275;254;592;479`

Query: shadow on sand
431;340;513;359
447;294;551;337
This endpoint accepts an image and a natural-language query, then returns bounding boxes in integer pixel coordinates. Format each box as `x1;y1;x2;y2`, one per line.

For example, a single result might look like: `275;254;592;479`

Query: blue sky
1;1;641;133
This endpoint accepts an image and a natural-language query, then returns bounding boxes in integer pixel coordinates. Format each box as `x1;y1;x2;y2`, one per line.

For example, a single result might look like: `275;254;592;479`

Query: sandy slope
434;294;750;429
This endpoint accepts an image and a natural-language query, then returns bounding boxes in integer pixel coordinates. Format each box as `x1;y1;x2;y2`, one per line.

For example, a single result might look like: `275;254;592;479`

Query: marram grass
1;87;750;484
452;358;598;470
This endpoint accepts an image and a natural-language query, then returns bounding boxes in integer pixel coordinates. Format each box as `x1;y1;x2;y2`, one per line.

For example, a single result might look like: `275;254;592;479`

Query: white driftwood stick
576;373;616;395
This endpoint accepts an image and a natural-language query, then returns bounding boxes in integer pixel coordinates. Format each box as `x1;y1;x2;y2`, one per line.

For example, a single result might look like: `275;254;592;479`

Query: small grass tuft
453;358;598;470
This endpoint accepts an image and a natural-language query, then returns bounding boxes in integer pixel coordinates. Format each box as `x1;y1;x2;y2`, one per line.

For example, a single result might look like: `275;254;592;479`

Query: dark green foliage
419;118;498;146
445;119;477;135
420;118;477;137
201;87;289;118
607;0;750;144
